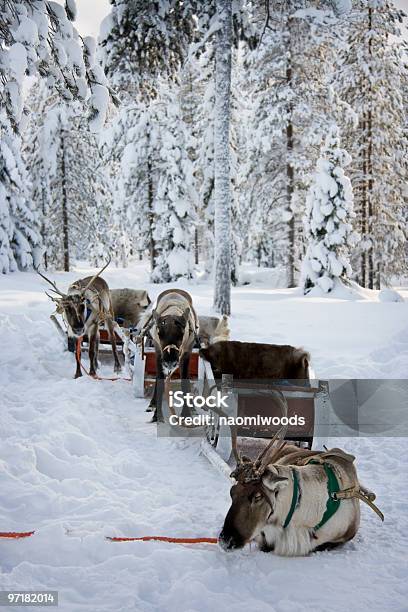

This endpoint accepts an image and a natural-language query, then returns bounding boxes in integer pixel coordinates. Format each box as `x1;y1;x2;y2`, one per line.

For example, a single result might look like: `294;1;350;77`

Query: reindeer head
219;392;289;551
35;259;111;338
56;293;88;337
219;457;289;551
153;308;190;375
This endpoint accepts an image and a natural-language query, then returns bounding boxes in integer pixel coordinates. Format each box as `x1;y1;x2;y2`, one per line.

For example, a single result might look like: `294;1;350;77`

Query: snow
1;261;407;611
378;288;404;303
8;43;28;83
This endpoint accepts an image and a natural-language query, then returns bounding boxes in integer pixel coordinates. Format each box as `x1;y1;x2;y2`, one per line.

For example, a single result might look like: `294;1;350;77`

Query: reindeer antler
231;389;289;483
82;256;111;293
34;265;65;297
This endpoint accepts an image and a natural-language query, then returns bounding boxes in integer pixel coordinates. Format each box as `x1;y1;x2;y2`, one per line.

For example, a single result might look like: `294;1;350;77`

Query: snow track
1;265;407;611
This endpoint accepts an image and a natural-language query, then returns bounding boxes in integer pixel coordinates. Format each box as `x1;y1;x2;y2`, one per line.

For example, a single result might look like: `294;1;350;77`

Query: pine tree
24;85;111;271
336;0;407;288
0;1;109;130
100;0;196;274
0;113;41;273
302;126;358;294
241;0;344;285
151;85;197;282
0;1;109;273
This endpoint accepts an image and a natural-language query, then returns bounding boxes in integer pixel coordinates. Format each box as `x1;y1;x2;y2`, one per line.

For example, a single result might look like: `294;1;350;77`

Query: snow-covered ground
1;262;407;612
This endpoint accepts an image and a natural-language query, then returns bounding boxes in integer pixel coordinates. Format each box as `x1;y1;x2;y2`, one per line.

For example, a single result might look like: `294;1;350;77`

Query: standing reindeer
36;260;121;378
138;289;199;422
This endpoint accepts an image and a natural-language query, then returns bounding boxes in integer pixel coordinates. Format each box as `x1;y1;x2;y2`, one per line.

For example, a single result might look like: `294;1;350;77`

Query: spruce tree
0;1;109;273
0;113;40;273
302;126;358;294
336;0;407;288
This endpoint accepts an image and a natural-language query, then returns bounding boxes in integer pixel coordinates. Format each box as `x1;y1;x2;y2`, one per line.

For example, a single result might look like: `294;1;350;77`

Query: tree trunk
361;116;367;288
286;18;295;288
367;6;376;289
61;131;69;272
213;0;232;315
41;176;48;270
194;227;199;265
147;145;156;272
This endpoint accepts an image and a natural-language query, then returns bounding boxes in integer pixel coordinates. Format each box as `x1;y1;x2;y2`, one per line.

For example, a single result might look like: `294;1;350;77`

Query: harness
282;463;342;531
85;299;93;323
282;460;383;531
139;297;199;363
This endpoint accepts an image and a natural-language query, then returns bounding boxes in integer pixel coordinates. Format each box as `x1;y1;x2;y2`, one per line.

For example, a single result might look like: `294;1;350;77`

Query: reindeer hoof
146;405;153;412
74;372;82;379
114;364;122;374
150;412;164;424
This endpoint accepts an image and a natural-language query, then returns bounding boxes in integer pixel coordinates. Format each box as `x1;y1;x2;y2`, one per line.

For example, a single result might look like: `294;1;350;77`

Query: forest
1;1;407;314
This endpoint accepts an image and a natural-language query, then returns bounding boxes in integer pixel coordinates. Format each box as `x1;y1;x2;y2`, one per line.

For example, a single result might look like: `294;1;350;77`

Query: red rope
0;531;217;545
106;536;218;544
0;531;35;539
76;338;131;382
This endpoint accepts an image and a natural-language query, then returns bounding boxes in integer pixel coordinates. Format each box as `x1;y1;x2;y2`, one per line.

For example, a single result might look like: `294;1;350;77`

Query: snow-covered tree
100;0;194;98
302;126;358;294
0;113;41;273
335;0;407;288
151;86;197;282
24;84;111;271
240;1;345;285
212;0;233;314
0;1;109;273
0;1;109;131
100;0;197;273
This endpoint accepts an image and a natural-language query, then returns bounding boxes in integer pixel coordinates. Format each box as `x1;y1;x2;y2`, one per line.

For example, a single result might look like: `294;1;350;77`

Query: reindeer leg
180;353;193;419
94;329;100;372
151;354;165;423
89;325;98;377
106;317;122;373
74;337;82;379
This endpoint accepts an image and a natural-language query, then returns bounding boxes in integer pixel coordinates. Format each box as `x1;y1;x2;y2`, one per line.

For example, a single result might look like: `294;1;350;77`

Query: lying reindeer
200;340;310;381
219;436;383;556
36;259;121;378
138;289;199;422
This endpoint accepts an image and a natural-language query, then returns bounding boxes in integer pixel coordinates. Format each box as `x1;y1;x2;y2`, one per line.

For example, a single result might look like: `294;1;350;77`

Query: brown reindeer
36;260;121;378
200;341;310;382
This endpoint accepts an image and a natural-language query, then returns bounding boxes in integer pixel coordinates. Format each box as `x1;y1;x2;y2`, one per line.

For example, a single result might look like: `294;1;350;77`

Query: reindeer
200;341;309;382
138;289;199;423
110;288;151;329
36;260;121;378
197;315;230;347
219;410;383;556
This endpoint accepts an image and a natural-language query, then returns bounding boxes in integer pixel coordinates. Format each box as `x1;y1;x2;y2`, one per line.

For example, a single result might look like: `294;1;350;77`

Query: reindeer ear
262;467;289;493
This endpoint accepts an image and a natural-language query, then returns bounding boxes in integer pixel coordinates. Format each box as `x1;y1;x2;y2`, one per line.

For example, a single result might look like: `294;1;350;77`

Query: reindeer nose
218;530;239;551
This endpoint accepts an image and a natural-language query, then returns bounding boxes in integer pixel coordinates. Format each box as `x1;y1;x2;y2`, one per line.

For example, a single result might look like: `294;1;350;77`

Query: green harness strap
283;469;299;529
282;462;341;531
311;462;341;531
